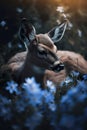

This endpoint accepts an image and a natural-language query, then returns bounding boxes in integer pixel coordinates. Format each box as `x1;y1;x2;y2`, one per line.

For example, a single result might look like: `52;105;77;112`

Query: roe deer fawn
1;18;87;86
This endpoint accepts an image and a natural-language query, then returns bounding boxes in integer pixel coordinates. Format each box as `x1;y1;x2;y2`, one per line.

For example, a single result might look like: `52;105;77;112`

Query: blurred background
0;0;87;67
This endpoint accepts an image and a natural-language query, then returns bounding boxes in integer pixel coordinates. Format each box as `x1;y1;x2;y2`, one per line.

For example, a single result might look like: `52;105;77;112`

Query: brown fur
1;34;87;86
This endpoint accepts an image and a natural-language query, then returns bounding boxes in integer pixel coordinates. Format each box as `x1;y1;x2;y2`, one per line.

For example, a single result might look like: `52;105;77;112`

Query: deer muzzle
50;61;64;72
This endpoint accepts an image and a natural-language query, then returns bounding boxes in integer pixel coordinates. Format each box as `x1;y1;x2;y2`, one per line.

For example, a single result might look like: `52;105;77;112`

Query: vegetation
0;74;87;130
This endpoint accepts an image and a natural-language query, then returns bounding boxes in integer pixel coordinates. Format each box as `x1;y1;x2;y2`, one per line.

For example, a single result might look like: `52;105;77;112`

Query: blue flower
60;80;87;114
43;90;54;103
28;93;43;107
22;77;40;94
22;77;43;106
46;80;56;93
67;87;80;97
43;90;56;111
6;80;19;94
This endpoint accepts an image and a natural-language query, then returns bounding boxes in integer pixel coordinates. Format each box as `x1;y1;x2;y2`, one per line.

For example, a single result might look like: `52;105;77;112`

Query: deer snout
50;61;64;72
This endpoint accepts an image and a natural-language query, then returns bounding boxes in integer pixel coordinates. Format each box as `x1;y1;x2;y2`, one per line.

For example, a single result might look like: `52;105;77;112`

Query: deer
1;18;87;87
1;18;66;86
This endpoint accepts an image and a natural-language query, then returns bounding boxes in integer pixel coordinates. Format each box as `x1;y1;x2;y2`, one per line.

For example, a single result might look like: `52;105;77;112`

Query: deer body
45;51;87;85
57;50;87;74
2;19;87;86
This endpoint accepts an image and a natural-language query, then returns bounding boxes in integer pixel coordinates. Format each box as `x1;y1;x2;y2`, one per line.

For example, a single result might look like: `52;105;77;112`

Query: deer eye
38;49;47;58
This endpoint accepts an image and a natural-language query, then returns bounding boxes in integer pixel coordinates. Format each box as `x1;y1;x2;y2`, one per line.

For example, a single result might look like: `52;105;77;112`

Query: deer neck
19;52;45;85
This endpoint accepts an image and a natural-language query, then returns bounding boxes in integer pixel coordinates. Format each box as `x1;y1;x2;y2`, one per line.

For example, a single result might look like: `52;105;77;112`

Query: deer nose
50;61;64;72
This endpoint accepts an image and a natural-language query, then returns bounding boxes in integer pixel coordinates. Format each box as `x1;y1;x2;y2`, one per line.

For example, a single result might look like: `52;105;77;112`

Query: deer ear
48;21;67;43
18;18;36;46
